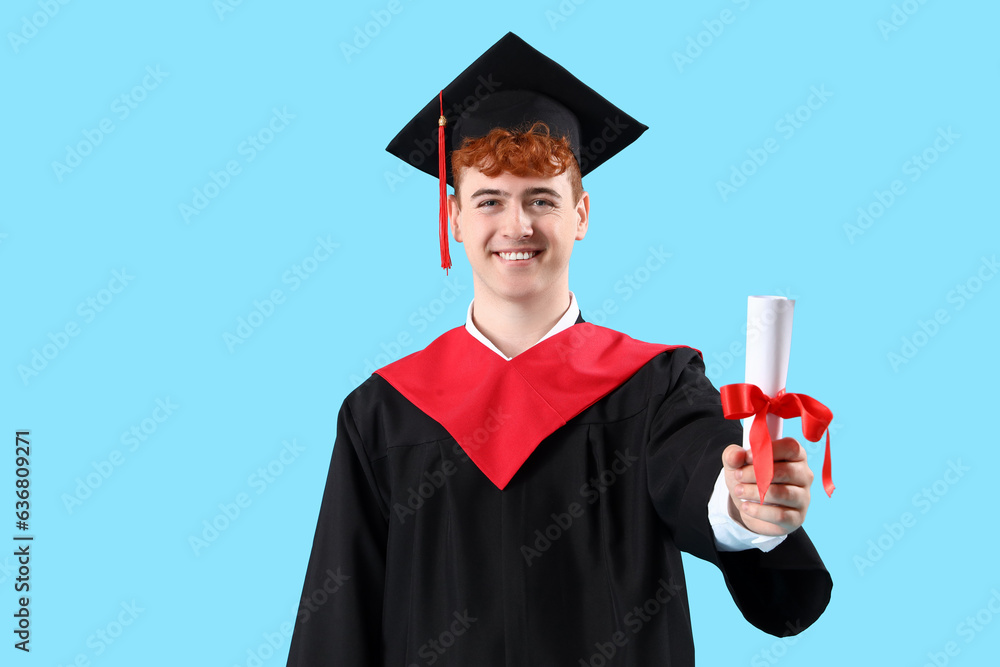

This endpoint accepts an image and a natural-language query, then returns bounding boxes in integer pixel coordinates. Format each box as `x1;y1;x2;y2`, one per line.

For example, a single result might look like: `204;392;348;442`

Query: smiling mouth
495;250;540;261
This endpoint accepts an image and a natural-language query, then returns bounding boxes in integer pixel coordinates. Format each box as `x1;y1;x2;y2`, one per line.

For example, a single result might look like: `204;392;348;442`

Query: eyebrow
470;187;563;200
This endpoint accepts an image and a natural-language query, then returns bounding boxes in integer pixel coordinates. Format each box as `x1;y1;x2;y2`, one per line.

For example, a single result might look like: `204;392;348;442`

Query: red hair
451;121;583;203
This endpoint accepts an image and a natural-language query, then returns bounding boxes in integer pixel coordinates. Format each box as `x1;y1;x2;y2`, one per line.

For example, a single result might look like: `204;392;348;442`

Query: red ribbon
719;383;834;502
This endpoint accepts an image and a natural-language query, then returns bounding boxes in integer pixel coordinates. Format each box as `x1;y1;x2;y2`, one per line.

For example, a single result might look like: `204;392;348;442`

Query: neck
471;285;572;358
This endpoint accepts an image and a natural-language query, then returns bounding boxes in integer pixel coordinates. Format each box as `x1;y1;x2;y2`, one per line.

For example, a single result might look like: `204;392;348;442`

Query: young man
285;33;830;666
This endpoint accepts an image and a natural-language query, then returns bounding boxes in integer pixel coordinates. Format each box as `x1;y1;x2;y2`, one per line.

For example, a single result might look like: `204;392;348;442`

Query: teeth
498;251;537;261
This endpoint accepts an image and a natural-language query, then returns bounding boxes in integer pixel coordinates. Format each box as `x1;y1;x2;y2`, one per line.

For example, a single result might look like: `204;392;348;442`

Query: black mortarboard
385;31;648;272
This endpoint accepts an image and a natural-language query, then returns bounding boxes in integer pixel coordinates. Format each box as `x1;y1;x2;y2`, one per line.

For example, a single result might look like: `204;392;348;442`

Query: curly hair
451;121;583;204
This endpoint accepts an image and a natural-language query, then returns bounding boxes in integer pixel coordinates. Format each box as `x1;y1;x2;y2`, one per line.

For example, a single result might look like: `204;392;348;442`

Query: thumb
722;444;747;471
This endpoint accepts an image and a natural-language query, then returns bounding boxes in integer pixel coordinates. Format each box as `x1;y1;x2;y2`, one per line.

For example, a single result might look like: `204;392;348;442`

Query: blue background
3;1;998;665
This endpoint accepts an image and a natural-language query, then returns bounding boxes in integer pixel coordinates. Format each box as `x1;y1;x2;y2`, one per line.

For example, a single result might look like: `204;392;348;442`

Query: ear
574;191;590;241
448;193;463;243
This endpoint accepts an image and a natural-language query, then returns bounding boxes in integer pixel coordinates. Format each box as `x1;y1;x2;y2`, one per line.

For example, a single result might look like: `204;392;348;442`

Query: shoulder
546;323;712;408
565;327;717;426
339;366;453;460
570;323;704;372
345;324;468;427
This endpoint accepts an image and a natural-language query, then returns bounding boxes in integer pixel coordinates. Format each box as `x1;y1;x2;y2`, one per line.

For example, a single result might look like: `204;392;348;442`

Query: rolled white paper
741;296;795;452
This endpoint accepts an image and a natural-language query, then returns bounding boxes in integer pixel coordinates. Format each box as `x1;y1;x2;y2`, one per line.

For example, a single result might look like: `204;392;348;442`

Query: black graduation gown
285;319;832;666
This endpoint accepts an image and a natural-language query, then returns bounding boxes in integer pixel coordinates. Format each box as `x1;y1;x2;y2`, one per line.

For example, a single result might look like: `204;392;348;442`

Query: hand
721;438;813;537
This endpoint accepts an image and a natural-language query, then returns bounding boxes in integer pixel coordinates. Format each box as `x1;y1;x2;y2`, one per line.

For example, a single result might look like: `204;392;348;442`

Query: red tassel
438;91;452;274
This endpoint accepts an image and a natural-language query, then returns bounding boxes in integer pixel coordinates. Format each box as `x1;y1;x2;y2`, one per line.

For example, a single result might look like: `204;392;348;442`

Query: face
448;168;589;307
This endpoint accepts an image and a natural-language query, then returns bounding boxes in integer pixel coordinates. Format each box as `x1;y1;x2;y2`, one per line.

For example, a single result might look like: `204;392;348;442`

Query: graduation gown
285;319;832;666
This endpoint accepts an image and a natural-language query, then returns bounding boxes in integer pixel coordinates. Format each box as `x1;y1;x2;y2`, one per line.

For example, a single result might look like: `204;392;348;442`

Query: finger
722;444;746;471
737;453;815;487
769;460;816;487
733;482;809;510
771;437;807;463
738;499;805;533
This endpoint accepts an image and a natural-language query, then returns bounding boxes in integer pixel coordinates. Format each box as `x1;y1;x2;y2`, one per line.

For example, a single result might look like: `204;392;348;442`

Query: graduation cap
385;31;648;272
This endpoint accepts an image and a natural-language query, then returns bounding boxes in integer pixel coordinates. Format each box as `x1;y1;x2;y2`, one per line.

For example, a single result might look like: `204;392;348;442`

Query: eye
477;199;499;208
531;199;554;207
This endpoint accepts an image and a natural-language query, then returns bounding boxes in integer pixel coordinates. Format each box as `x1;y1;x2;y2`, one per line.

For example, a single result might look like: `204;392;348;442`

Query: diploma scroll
742;296;795;452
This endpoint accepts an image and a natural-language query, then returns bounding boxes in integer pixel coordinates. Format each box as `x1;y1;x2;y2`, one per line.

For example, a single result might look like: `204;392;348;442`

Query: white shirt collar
464;292;580;361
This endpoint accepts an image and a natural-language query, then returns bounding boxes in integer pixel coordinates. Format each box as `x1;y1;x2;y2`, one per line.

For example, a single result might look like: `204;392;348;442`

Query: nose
500;203;533;239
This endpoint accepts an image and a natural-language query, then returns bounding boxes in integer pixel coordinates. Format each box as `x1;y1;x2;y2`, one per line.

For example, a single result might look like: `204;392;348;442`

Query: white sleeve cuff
708;468;787;553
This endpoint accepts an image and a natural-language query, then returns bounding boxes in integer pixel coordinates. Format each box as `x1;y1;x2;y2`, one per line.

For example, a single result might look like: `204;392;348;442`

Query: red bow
719;383;834;502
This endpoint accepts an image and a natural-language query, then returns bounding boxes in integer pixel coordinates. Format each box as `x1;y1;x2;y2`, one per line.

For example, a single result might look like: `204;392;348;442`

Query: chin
496;280;546;302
